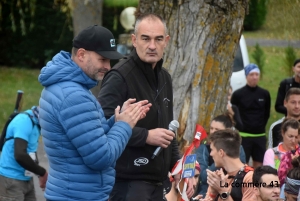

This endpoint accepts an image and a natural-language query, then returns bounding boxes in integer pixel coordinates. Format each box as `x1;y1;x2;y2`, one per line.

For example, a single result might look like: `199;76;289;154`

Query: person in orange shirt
252;166;280;201
202;129;255;201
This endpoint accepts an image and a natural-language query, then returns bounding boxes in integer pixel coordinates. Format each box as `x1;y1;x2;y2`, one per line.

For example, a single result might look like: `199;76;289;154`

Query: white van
230;35;250;92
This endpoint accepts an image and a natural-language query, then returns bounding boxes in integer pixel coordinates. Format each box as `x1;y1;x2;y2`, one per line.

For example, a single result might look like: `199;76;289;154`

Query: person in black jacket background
231;63;271;169
98;13;193;201
269;88;300;148
275;59;300;115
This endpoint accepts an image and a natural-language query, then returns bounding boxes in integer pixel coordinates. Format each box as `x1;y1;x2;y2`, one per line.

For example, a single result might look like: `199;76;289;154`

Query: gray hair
134;13;168;35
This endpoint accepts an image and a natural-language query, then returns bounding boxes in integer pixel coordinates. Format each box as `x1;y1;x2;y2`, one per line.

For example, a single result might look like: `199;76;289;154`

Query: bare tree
137;0;249;144
68;0;104;95
69;0;104;36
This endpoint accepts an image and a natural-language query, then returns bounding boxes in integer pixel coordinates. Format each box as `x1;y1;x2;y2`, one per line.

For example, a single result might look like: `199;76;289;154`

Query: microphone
151;120;179;159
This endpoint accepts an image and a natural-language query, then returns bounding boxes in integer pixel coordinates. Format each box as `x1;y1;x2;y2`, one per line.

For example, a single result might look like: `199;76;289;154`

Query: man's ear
76;48;86;62
165;35;170;47
284;100;287;107
219;149;225;157
131;34;137;48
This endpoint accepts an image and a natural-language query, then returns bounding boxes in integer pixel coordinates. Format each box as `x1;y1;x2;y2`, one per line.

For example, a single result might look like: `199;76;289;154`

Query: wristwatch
219;192;230;200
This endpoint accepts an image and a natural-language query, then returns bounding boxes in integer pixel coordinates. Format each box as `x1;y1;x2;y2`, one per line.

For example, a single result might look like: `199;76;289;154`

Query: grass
243;0;300;40
0;67;43;129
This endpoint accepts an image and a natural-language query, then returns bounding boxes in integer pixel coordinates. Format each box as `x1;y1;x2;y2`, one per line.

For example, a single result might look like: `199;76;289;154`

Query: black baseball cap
73;25;124;60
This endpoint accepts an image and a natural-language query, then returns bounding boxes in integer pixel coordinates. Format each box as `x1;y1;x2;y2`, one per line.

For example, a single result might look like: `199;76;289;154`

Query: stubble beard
289;113;300;120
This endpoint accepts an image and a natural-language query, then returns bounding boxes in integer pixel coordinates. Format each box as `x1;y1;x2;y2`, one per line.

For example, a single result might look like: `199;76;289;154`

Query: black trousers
242;136;266;163
109;180;164;201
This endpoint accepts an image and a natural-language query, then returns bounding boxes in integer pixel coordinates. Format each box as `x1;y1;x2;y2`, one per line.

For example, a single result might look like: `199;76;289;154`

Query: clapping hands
115;98;151;128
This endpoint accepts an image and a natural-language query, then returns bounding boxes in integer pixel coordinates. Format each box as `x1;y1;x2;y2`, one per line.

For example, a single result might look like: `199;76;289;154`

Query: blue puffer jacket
38;51;132;201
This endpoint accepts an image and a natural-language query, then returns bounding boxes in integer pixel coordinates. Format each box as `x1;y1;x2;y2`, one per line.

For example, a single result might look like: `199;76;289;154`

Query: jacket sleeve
269;123;275;148
14;138;46;177
169;137;180;171
231;104;244;131
264;91;271;126
196;145;209;191
275;80;287;115
99;71;148;147
59;91;132;171
263;148;275;168
231;90;239;107
239;145;246;163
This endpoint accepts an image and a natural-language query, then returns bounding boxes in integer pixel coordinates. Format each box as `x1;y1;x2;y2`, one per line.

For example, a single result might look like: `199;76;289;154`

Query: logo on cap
110;39;116;47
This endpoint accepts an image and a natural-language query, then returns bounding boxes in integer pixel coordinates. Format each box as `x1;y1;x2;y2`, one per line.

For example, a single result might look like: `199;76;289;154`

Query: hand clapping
115;98;151;128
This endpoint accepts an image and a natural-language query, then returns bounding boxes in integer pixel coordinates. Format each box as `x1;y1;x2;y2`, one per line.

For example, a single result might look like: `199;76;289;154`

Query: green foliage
102;2;139;66
0;67;42;130
284;45;297;76
251;43;265;79
244;0;267;31
244;0;300;40
0;0;36;35
104;0;138;8
0;0;73;68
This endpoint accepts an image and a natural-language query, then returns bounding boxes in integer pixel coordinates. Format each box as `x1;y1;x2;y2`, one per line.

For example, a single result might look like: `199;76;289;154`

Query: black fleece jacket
98;49;180;182
231;85;271;134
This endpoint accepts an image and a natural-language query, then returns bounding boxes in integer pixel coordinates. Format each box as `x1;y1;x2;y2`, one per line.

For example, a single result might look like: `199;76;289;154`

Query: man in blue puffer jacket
38;25;151;201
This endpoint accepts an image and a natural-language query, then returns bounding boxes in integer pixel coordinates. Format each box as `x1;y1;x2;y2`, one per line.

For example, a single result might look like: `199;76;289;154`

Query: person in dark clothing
98;13;192;201
269;88;300;148
231;63;271;169
275;59;300;115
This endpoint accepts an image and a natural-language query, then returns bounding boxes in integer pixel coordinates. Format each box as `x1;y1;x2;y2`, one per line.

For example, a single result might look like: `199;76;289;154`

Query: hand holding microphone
150;120;179;159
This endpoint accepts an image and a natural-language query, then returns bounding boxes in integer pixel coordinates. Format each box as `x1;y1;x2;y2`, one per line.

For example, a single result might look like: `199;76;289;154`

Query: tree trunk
69;0;104;96
70;0;103;37
137;0;249;145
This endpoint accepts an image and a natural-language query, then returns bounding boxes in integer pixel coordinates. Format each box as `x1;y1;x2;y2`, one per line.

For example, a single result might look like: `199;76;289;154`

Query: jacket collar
130;48;163;74
130;48;164;90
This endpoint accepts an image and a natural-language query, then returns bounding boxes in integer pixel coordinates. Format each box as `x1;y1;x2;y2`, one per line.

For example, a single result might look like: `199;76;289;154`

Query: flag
170;124;207;201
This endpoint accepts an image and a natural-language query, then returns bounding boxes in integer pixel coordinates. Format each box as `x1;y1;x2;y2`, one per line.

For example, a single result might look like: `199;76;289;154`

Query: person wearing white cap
231;63;271;169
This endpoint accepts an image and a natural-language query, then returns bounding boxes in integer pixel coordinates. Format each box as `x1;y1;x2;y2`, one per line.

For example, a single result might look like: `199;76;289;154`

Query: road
35;140;48;201
246;38;300;48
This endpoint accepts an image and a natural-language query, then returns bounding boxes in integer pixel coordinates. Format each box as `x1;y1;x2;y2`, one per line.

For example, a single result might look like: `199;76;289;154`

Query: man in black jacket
98;13;187;201
268;88;300;148
231;63;271;169
275;59;300;115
